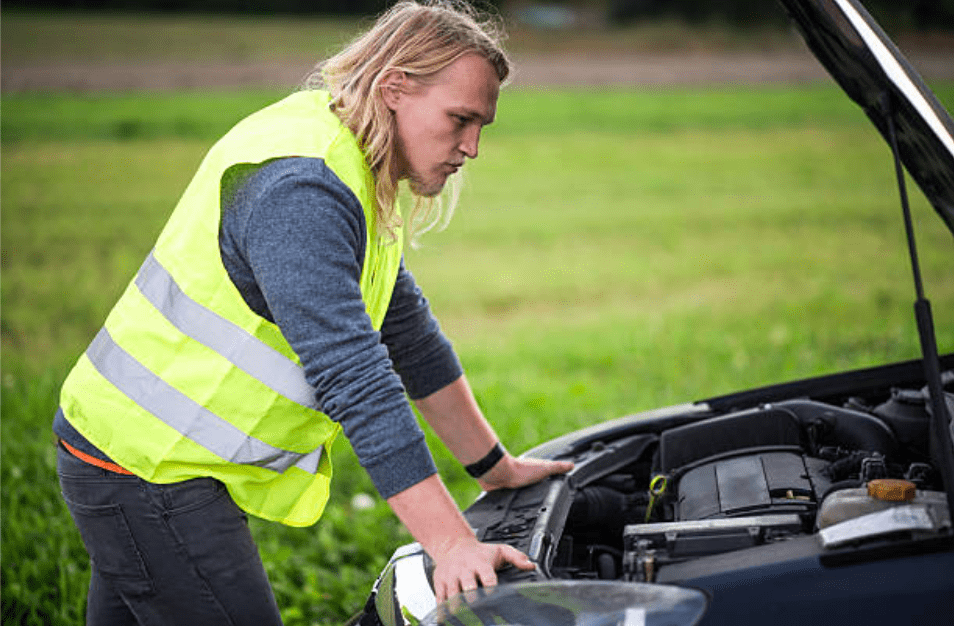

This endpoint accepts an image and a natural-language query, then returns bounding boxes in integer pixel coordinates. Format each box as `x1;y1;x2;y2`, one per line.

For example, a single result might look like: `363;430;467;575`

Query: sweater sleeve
220;157;436;499
381;261;463;400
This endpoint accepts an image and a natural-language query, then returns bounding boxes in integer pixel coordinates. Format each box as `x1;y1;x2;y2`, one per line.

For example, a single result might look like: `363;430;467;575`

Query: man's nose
460;126;481;159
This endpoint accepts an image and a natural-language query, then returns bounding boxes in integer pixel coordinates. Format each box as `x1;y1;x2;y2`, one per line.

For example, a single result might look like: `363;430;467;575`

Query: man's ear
380;70;407;111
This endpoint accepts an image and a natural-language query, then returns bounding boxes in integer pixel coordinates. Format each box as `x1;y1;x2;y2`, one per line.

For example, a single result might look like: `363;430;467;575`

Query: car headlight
421;580;709;626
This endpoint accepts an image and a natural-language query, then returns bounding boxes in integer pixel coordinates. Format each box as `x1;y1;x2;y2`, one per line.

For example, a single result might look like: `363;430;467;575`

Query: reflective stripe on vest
87;327;322;474
135;251;317;411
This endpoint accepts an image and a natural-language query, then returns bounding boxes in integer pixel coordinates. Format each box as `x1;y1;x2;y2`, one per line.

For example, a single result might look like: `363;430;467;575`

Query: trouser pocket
58;445;154;596
62;497;154;596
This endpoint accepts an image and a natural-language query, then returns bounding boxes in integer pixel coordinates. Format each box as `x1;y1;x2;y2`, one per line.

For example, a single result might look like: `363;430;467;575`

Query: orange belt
60;439;135;475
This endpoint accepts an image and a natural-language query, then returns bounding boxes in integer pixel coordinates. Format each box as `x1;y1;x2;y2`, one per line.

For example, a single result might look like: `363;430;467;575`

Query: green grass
3;83;954;625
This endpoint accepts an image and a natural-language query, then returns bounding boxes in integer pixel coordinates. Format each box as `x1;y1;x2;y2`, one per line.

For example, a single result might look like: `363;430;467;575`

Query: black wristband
465;442;505;478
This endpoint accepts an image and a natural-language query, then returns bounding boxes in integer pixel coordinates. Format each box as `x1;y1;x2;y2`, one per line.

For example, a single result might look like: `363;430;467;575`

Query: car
352;0;954;624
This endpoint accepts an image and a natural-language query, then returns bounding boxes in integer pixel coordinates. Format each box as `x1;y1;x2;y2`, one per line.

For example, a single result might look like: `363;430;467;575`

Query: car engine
544;373;953;583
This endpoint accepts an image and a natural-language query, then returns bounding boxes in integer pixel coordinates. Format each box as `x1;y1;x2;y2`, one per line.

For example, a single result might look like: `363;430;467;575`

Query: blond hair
305;1;510;243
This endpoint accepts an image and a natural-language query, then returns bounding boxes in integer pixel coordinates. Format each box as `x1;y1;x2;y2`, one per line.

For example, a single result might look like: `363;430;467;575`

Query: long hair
304;1;510;243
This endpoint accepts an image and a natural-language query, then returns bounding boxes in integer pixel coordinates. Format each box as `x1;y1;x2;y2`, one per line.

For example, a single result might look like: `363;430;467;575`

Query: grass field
3;11;954;626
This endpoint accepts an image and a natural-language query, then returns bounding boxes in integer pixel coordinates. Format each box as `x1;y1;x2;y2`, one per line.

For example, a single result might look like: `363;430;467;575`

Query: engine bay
541;373;954;583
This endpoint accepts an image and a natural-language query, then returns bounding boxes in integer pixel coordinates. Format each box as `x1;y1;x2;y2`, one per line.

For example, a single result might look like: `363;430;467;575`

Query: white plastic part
819;504;938;548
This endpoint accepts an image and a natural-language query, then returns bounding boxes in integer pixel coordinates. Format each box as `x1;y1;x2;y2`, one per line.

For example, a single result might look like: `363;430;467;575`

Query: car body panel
679;542;954;625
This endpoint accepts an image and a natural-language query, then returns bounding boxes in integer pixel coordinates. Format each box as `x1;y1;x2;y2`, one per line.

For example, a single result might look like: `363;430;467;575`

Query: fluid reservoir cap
867;478;916;502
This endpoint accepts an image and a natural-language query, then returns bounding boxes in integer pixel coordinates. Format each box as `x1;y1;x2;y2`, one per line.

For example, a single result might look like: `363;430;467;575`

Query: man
54;2;572;624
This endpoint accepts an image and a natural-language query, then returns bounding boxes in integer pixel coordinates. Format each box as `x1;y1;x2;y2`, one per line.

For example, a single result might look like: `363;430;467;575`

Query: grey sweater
55;156;462;499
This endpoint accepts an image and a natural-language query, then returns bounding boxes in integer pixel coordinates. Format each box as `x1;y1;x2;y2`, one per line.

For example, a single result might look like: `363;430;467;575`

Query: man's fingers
435;581;449;604
518;459;574;485
498;544;535;570
432;543;537;604
536;459;574;478
475;566;498;590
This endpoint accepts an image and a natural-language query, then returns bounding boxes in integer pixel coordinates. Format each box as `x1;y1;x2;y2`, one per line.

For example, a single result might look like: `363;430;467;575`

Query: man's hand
387;475;539;604
413;375;574;491
477;455;574;492
430;536;535;603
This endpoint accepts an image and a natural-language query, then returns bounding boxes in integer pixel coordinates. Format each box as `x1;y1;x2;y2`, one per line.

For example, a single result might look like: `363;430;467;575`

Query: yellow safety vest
59;91;403;527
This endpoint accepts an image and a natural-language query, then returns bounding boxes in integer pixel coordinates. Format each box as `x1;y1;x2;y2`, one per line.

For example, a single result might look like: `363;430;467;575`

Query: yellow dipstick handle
645;475;668;523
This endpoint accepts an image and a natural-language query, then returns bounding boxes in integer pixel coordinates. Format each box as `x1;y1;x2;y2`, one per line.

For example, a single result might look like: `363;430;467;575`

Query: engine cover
676;451;830;520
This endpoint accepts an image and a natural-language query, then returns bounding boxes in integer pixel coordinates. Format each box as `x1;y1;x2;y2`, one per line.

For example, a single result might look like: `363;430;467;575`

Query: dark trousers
56;444;284;625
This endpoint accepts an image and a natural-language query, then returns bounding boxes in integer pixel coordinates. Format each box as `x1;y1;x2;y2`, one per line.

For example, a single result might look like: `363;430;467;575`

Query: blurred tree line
608;0;954;28
6;0;390;14
7;0;954;28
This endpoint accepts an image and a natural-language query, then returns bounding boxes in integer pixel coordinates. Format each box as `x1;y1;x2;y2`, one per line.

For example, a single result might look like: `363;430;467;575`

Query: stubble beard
408;171;447;198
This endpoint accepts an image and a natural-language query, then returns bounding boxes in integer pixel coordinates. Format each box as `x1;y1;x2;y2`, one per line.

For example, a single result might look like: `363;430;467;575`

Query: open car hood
779;0;954;235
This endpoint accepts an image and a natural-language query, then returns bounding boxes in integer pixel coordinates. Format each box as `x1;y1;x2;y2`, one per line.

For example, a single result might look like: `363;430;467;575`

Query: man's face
385;53;500;197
